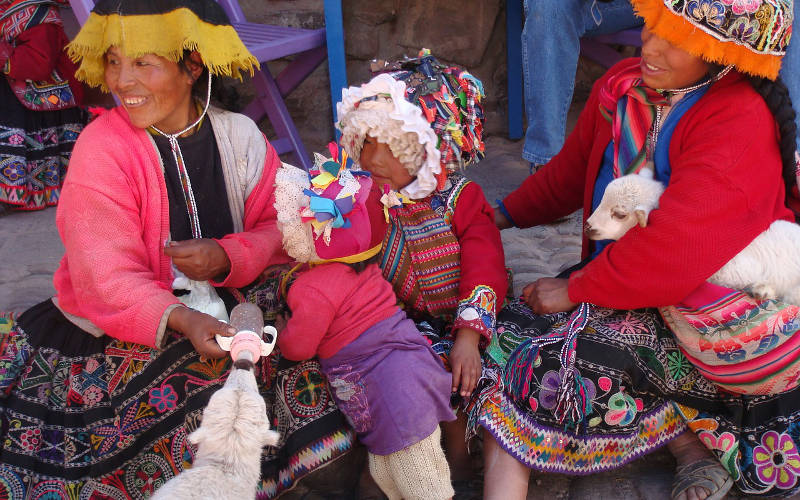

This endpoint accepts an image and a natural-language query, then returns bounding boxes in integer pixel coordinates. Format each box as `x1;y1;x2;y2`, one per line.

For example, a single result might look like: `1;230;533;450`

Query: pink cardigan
53;107;289;347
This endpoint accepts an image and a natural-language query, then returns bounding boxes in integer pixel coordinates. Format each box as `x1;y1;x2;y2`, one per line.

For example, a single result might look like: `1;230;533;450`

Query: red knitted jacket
502;59;794;309
53;108;289;347
279;263;400;360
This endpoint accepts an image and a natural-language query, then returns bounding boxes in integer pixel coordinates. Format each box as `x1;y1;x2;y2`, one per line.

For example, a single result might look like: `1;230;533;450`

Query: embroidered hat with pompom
274;144;387;265
337;49;485;200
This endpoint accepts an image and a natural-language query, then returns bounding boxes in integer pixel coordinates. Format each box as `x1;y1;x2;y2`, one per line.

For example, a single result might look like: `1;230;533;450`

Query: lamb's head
188;371;279;467
585;174;665;241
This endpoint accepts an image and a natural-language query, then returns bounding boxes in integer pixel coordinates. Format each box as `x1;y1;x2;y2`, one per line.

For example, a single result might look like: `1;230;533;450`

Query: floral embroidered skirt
477;300;800;497
0;276;354;499
0;77;86;211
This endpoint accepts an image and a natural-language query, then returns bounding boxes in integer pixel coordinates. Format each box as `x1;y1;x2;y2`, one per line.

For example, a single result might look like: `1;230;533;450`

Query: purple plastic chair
67;0;347;171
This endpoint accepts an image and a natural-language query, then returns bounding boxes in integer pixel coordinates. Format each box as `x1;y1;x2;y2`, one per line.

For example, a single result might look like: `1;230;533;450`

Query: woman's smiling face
104;48;201;133
639;26;710;90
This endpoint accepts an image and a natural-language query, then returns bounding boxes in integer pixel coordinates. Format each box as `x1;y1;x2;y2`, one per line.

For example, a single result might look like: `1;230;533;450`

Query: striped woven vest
379;176;470;320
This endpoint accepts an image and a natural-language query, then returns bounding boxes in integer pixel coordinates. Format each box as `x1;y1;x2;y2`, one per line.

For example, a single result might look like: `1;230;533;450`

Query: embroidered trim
454;285;497;340
479;391;686;475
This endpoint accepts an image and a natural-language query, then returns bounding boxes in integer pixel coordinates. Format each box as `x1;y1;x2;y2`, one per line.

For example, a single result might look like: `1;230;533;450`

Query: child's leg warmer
367;426;454;500
368;452;403;500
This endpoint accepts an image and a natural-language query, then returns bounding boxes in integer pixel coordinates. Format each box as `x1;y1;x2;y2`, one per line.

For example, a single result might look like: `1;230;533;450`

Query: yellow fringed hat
630;0;793;80
67;0;259;89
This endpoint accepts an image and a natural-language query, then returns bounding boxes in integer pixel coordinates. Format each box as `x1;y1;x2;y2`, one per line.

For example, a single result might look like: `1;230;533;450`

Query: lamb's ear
634;206;649;228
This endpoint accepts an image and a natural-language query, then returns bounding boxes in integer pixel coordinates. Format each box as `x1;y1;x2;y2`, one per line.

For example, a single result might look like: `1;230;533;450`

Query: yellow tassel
67;8;259;89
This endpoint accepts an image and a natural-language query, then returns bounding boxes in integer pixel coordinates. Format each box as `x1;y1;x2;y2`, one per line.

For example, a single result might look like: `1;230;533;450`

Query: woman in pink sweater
0;1;354;498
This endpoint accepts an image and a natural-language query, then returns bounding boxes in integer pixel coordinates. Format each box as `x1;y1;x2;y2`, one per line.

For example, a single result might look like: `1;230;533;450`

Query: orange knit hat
630;0;793;80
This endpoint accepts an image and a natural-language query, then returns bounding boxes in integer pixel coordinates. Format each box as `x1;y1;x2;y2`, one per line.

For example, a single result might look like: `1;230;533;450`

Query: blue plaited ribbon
303;189;353;228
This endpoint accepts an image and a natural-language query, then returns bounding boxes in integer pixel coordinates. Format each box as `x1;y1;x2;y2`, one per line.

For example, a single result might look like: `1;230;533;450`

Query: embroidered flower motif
148;384;178;413
20;428;42;452
714;338;746;363
699;431;736;453
753;431;800;489
538;369;596;412
539;370;562;410
721;0;762;14
604;391;642;426
607;312;648;336
2;162;24;182
597;376;613;393
699;431;741;480
666;351;692;380
726;16;761;44
8;134;24;145
329;371;371;432
82;385;103;407
687;0;727;27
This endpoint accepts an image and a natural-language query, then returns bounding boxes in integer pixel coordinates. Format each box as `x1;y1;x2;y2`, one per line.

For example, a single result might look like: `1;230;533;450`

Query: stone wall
239;0;509;156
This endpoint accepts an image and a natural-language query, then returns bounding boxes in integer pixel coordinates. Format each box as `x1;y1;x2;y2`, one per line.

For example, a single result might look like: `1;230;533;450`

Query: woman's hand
449;328;482;397
164;239;231;281
168;306;235;359
522;278;577;314
494;206;513;230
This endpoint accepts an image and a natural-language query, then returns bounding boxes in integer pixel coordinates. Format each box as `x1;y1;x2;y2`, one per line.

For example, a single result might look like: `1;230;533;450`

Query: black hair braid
747;75;798;204
179;52;243;112
191;67;243;112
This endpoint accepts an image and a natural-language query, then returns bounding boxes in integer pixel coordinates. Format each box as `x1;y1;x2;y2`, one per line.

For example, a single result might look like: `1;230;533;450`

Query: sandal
671;458;734;500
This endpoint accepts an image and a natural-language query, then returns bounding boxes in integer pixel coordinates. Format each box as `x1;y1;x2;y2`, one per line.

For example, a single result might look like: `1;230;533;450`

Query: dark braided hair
747;75;798;207
179;51;243;112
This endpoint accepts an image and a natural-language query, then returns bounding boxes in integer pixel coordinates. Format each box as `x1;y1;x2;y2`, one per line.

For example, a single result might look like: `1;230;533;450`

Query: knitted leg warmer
369;452;403;500
371;426;454;500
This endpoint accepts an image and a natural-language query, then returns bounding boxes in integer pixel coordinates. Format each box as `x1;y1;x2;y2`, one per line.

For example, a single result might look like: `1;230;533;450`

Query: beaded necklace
646;65;734;163
150;72;213;239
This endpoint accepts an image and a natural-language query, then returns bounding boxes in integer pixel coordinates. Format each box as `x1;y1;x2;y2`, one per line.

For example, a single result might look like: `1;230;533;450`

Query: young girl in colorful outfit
273;160;456;500
483;1;799;499
0;0;86;211
336;52;508;482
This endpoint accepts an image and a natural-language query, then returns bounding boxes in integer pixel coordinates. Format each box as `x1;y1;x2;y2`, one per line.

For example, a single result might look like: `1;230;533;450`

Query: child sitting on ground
273;157;456;500
336;51;508;483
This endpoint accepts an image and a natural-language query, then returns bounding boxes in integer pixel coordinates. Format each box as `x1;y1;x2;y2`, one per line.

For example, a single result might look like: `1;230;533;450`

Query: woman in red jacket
0;0;86;212
479;1;799;499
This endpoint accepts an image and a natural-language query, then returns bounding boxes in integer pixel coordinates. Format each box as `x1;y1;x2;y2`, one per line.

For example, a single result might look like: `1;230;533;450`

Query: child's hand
449;328;482;397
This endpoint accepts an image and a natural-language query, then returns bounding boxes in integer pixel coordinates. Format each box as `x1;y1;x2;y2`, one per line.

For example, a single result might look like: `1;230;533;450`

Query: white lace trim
274;162;319;263
337;74;441;199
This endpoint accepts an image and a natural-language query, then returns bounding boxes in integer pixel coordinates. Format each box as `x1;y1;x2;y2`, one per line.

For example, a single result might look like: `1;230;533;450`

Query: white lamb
150;366;279;500
585;173;800;306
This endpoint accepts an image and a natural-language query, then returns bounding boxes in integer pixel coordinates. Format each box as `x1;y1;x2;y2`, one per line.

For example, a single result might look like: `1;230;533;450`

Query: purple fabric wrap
320;309;455;455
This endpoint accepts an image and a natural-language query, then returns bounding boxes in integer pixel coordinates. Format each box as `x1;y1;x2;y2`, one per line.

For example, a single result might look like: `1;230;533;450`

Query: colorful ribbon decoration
379;184;413;222
303;189;353;229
